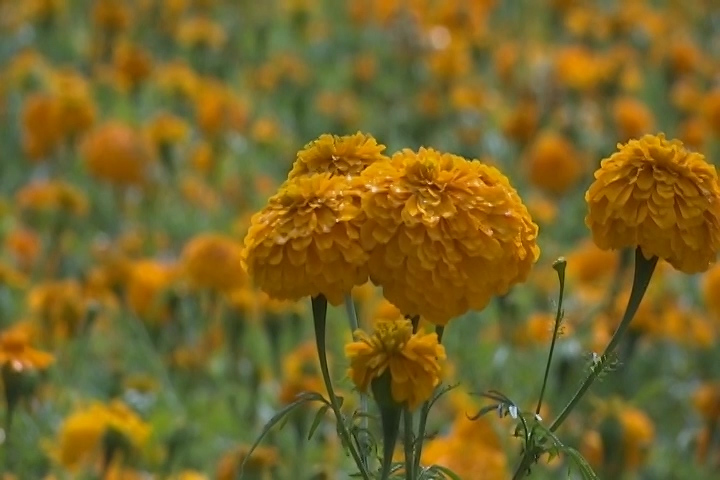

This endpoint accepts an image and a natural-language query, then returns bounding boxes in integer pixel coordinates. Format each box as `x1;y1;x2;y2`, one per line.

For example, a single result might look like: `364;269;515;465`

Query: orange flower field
0;1;719;479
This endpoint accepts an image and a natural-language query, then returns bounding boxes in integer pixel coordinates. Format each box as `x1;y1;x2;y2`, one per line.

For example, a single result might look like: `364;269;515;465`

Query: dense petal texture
585;133;720;273
345;317;445;410
359;148;539;324
288;132;388;179
242;173;368;305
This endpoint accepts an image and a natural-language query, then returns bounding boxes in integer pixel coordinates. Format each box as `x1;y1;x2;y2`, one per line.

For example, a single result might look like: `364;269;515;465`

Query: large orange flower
359;148;539;324
243;173;367;306
586;134;720;273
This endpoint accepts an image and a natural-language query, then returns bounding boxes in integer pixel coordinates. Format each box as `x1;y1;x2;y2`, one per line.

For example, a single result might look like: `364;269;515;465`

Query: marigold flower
113;41;154;91
16;179;89;217
176;16;227;50
126;259;178;322
81;121;155;186
54;401;150;471
48;70;97;138
693;382;720;423
288;132;388;179
613;97;655;141
278;341;325;405
91;0;130;33
345;317;445;410
0;328;54;371
146;112;190;149
181;233;245;292
525;131;582;195
359;148;539;324
28;280;87;341
585;134;720;273
703;89;720;137
20;93;62;161
243;173;368;306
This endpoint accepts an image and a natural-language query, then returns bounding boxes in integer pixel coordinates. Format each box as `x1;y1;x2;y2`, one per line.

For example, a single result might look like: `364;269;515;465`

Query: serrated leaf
239;391;326;479
307;404;331;440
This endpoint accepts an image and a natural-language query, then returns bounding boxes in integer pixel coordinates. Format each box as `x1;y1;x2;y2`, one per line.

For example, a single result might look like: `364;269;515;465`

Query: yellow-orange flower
113;41;153;91
0;328;54;371
345;317;445;410
146;112;189;149
359;148;539;324
693;382;720;423
287;132;388;179
703;89;720;137
49;70;97;138
278;341;325;405
126;259;178;322
243;173;368;306
176;16;227;50
20;93;62;161
585;134;720;273
181;234;245;292
613;97;655;141
81;121;155;186
28;280;87;341
16;179;89;217
54;400;150;471
526;131;582;195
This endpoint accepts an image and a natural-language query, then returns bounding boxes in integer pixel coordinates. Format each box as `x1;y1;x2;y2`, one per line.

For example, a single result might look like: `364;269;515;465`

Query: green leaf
467;403;499;421
563;446;600;480
239;391;326;479
308;404;331;440
428;464;464;480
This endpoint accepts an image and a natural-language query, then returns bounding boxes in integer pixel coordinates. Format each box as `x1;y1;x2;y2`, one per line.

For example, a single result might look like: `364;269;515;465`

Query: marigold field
1;1;720;479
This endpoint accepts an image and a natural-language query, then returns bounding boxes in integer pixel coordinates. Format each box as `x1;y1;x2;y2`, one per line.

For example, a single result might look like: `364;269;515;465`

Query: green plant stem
512;249;657;480
412;325;445;475
312;296;371;480
404;409;415;480
345;294;370;470
535;259;566;416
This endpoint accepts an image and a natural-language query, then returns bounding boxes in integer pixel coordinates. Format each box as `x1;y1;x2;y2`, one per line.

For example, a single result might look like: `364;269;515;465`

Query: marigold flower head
126;259;178;322
693;382;720;423
585;134;720;273
16;179;89;217
288;132;388;179
359;148;539;324
81;121;155;186
20;93;62;161
703;89;720;137
278;341;325;405
48;70;97;138
181;234;245;292
176;16;227;50
613;97;655;141
345;317;446;410
113;41;154;91
526;131;582;195
0;328;54;371
243;173;368;306
54;400;150;471
28;280;87;341
146;112;189;148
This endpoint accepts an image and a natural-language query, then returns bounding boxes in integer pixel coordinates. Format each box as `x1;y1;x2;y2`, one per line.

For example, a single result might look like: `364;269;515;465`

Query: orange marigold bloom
526;131;582;195
20;93;62;161
16;179;89;217
176;16;227;50
0;328;54;371
278;341;325;405
345;317;445;410
126;259;177;322
48;70;96;138
28;280;87;341
182;233;245;292
585;134;720;273
81;121;155;186
243;173;368;306
113;41;154;91
612;97;655;141
359;148;539;324
54;400;150;471
288;132;388;179
703;89;720;137
146;112;190;148
693;382;720;423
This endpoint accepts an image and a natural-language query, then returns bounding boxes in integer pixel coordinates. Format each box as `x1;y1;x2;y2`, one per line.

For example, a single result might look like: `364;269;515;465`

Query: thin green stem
413;325;445;475
512;249;657;480
312;296;371;480
345;294;370;470
535;259;566;416
404;409;415;480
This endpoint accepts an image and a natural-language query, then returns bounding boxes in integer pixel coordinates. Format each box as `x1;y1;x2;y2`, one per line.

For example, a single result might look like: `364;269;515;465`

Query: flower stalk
311;295;370;480
345;294;370;470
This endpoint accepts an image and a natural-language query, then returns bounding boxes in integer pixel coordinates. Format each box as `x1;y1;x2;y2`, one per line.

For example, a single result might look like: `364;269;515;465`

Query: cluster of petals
242;173;368;306
345;317;445;410
586;133;720;273
358;148;540;324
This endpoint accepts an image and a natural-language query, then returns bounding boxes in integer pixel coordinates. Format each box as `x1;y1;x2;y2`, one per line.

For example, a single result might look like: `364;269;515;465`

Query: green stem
404;409;415;480
512;249;657;480
535;259;566;416
345;294;370;470
413;325;445;475
312;296;371;480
